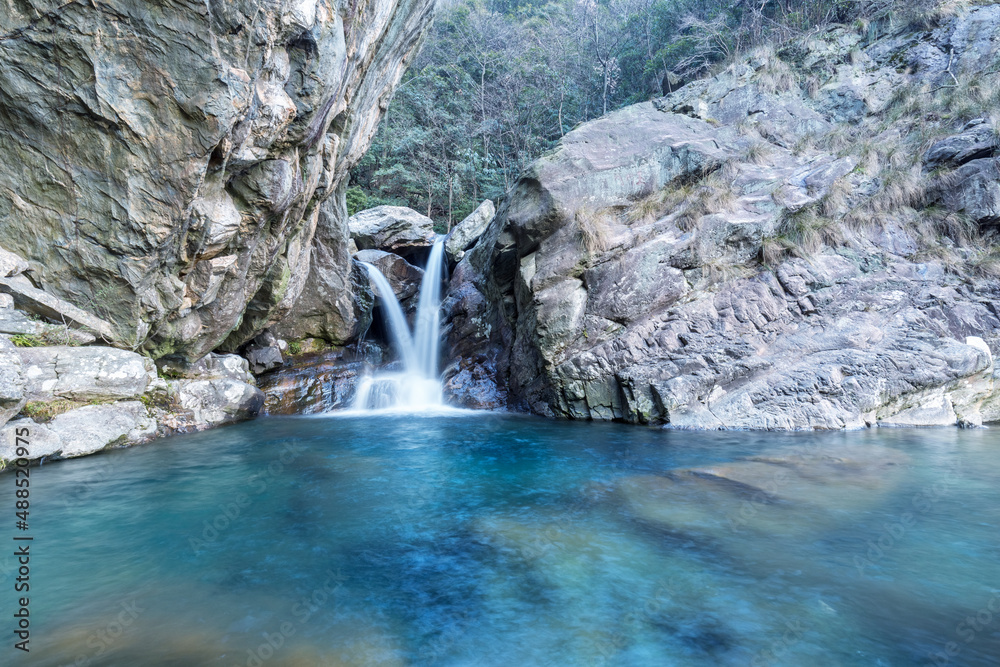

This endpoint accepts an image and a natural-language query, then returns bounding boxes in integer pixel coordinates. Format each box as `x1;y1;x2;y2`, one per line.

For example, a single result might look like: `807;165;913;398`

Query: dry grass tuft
576;207;613;254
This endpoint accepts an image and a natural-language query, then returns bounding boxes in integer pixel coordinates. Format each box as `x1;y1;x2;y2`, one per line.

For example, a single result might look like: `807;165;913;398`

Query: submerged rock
618;444;909;538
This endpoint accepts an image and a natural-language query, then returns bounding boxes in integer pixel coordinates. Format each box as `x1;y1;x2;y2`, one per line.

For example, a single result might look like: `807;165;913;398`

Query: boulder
0;275;116;341
0;244;28;278
445;200;495;262
157;353;255;385
45;402;156;458
349;205;437;256
242;331;284;375
18;346;156;402
354;249;424;303
0;337;25;428
159;379;264;432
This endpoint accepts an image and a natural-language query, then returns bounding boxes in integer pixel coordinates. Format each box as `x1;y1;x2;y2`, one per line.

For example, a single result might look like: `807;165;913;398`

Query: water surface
7;415;1000;666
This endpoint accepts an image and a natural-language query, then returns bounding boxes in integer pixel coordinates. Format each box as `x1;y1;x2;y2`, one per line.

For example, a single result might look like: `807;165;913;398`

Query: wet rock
354;249;424;303
349;205;437;257
0;337;25;428
445;200;495;262
18;346;156;402
258;345;384;414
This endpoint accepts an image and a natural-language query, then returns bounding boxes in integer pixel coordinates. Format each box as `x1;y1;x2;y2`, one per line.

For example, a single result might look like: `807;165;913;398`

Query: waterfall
354;239;446;411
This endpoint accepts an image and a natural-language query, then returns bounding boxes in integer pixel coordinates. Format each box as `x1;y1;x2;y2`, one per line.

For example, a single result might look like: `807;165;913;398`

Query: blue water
6;414;1000;666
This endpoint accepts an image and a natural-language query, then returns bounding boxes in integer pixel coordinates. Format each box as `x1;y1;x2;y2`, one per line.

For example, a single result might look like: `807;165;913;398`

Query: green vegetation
8;333;43;347
353;0;954;224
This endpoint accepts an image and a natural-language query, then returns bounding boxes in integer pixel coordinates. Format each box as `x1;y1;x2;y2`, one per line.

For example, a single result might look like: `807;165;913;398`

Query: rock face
445;200;496;262
445;6;1000;429
0;0;435;361
271;192;374;345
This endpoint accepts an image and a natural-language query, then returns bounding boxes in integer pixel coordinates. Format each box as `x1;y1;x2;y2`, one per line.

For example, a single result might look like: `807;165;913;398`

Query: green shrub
346;186;368;216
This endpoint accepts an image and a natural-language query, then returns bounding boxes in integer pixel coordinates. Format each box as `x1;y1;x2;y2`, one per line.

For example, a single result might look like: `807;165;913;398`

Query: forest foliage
348;0;948;229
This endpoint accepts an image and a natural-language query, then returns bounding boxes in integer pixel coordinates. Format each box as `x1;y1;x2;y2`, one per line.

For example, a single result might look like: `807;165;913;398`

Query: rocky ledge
0;244;263;464
444;6;1000;429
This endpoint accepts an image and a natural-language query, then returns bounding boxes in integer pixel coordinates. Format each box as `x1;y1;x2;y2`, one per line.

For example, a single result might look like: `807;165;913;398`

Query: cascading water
353;239;446;410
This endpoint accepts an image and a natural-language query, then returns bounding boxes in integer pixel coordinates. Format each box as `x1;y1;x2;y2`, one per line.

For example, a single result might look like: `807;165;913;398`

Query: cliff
0;0;434;361
445;6;1000;429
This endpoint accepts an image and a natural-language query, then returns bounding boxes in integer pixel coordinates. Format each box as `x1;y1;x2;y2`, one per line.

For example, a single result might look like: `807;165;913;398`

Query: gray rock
0;338;25;428
18;346;156;402
243;331;284;375
932;158;1000;225
0;294;12;309
159;379;264;432
46;402;156;458
445;200;495;262
349;205;437;256
0;245;28;278
355;249;424;303
271;191;374;345
0;308;97;344
0;418;63;462
445;7;1000;430
0;275;116;341
257;346;384;414
923;119;997;171
0;0;436;360
157;353;255;385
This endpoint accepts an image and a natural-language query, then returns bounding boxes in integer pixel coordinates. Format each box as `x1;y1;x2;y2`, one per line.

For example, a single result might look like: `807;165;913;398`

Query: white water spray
354;239;446;411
